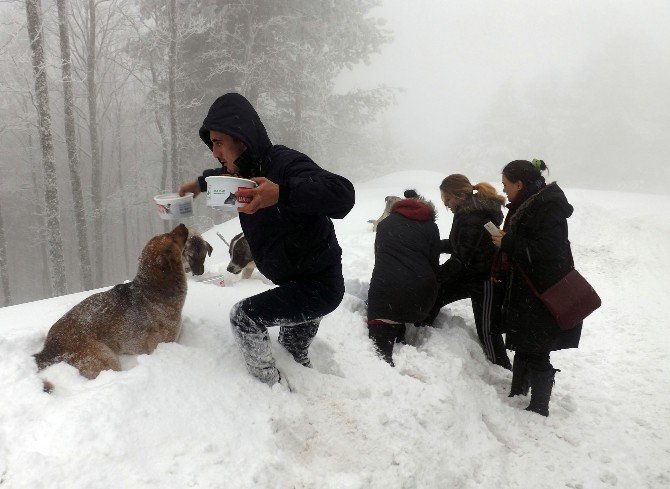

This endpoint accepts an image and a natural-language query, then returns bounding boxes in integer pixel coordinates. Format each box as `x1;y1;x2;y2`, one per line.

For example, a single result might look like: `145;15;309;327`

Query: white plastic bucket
154;192;194;220
205;176;257;209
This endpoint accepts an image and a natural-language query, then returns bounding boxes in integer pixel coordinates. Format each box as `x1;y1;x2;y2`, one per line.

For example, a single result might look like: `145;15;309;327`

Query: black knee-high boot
368;324;403;366
508;354;530;397
525;368;559;417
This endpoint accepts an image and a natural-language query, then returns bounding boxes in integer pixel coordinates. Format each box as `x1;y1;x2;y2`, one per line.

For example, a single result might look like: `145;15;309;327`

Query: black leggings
368;322;405;367
428;278;510;368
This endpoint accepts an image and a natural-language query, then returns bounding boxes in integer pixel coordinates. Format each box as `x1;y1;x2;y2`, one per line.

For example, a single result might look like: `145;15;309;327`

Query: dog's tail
34;344;61;393
34;345;59;371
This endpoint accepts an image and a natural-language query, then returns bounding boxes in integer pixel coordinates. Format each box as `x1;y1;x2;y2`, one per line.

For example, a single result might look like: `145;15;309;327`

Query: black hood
199;93;273;178
541;182;574;219
508;182;574;231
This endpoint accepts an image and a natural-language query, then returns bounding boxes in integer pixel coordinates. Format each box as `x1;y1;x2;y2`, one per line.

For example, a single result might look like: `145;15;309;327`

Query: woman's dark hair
502;160;548;186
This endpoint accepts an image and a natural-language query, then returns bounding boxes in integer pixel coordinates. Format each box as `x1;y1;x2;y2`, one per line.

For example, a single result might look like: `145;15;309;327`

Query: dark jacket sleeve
277;154;355;219
438;214;491;282
430;226;441;275
454;224;488;269
439;239;452;254
500;202;566;270
437;256;464;282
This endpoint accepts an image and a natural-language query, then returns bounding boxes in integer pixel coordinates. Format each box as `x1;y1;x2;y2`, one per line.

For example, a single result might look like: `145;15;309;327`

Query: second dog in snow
226;232;255;279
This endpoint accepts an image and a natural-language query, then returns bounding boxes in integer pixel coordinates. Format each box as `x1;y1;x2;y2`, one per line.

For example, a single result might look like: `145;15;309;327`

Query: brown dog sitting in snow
34;224;190;381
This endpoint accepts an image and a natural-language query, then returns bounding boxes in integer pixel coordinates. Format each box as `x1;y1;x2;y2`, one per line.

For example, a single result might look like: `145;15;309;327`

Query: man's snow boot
525;368;559;417
278;322;319;368
508;354;530;397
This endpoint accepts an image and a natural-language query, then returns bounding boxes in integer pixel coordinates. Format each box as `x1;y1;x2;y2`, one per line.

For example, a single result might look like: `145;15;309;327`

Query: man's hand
178;180;201;197
491;230;506;248
238;177;279;214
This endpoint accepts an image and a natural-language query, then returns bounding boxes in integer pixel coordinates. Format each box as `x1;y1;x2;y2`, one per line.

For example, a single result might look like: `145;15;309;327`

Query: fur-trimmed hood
456;193;505;216
391;196;437;222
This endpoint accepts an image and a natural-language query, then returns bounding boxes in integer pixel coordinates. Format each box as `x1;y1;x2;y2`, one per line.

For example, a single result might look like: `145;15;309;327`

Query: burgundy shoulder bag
516;266;601;330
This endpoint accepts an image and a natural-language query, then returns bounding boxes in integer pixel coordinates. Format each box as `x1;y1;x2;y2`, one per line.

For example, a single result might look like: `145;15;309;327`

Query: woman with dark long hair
491;159;582;416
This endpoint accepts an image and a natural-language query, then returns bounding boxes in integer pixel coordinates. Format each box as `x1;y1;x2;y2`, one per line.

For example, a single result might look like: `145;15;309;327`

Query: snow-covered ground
1;171;668;488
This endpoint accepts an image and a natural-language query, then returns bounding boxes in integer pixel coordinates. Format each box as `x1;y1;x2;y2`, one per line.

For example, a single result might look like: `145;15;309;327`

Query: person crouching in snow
178;93;355;386
366;189;440;366
423;174;511;370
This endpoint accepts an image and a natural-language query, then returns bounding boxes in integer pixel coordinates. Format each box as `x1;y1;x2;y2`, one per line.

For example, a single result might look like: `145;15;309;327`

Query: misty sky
337;0;669;192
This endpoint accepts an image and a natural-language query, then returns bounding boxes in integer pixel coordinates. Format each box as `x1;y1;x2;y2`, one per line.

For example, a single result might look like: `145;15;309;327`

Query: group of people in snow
365;161;582;417
178;93;581;417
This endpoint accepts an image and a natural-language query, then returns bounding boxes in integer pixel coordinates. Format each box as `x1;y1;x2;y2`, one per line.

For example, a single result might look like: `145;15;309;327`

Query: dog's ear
206;242;213;256
172;223;189;240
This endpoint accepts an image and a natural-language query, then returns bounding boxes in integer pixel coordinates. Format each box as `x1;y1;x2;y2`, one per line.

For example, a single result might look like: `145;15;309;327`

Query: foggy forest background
0;0;667;307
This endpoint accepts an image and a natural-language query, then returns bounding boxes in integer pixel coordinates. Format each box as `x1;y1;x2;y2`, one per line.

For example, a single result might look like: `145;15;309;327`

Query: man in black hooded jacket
178;93;355;385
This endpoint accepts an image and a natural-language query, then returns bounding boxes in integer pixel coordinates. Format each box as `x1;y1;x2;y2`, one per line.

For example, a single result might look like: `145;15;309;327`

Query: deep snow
1;171;668;488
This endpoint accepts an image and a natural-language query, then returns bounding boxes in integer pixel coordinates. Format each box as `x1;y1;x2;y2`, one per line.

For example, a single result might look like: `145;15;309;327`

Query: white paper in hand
484;221;502;236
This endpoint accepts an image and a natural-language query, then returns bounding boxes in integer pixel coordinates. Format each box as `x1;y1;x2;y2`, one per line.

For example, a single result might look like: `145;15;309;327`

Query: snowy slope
0;171;668;488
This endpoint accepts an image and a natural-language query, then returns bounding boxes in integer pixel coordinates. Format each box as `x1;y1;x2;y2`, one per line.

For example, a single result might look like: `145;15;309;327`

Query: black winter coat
439;194;504;284
197;93;355;285
500;182;582;353
367;199;440;323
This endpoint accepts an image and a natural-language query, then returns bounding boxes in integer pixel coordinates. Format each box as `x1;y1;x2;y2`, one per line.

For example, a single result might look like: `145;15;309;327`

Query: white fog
0;0;667;315
338;0;670;193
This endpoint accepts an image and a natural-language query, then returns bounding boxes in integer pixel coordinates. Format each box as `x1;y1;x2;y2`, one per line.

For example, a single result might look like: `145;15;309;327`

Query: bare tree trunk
57;0;93;290
25;115;53;298
0;203;10;306
23;98;52;298
87;0;104;286
149;61;170;193
25;0;67;296
114;98;131;278
167;0;179;188
30;149;52;298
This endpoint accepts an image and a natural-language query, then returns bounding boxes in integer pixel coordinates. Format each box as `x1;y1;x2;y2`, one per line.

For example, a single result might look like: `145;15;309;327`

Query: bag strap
515;264;541;297
516;263;576;297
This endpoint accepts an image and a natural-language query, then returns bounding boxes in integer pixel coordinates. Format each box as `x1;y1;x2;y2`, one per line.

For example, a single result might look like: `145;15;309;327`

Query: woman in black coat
492;159;582;416
367;190;440;366
424;174;511;369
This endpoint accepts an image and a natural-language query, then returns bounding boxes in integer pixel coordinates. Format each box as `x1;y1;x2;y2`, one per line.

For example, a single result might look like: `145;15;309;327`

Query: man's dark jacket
197;93;355;285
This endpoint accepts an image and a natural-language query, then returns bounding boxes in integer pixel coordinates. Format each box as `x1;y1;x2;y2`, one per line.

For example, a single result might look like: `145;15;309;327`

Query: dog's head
182;233;213;276
226;232;253;274
138;224;189;278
